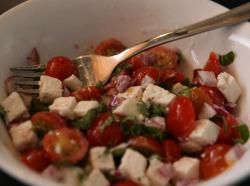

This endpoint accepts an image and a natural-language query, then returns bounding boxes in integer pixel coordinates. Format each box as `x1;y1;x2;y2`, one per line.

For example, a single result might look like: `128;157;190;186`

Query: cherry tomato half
70;86;101;101
94;38;126;56
167;96;196;140
43;128;89;164
20;148;51;172
159;69;184;87
200;144;231;180
203;52;222;76
112;180;139;186
128;56;146;71
128;136;164;156
163;139;181;163
132;66;159;85
44;56;77;81
87;113;125;147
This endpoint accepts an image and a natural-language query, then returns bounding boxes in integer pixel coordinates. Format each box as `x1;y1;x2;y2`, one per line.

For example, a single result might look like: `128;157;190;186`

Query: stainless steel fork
10;2;250;94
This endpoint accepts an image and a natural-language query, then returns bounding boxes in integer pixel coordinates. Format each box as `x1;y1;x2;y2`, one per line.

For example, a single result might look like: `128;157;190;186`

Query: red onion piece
144;116;166;132
157;164;173;181
198;71;217;87
212;104;230;117
116;75;131;93
110;96;125;108
27;47;40;65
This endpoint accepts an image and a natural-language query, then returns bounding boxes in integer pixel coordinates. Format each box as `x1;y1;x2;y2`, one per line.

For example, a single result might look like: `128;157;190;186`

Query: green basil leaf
96;81;104;89
137;103;151;117
112;148;126;157
177;50;185;63
71;109;97;130
182;78;191;86
219;51;235;66
177;88;191;97
143;126;164;141
113;62;132;75
29;97;49;115
131;124;144;136
233;124;250;144
0;105;6;122
150;104;166;117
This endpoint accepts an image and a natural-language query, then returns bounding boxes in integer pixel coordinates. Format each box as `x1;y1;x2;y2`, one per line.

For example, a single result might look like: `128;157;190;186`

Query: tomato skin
87;113;125;147
163;139;181;163
31;112;67;130
70;86;101;101
167;96;196;140
159;69;184;87
112;180;139;186
200;86;225;106
20;149;51;172
128;56;146;71
94;38;126;56
132;66;159;85
200;144;231;180
43;128;89;164
203;52;222;76
128;136;164;156
44;56;77;81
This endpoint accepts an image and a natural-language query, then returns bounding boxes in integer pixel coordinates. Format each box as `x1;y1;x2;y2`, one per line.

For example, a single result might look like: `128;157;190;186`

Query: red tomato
70;86;101;101
44;56;77;81
200;144;231;180
112;180;139;186
20;149;51;172
200;86;225;106
87;113;125;147
132;66;159;85
159;69;184;87
163;139;181;163
203;52;222;76
167;96;196;140
128;56;146;71
128;136;164;156
94;38;126;56
31;112;67;131
43;128;89;164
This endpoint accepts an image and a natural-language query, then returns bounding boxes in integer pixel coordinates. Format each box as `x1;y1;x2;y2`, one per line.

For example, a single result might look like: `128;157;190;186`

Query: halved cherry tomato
200;144;231;180
20;148;51;172
167;96;196;140
200;86;225;106
31;112;67;131
87;113;124;147
203;52;222;76
43;128;89;164
128;136;164;156
190;87;213;114
128;56;146;71
70;86;101;101
94;38;126;56
159;69;184;87
163;139;181;163
44;56;77;81
112;180;139;186
132;66;159;85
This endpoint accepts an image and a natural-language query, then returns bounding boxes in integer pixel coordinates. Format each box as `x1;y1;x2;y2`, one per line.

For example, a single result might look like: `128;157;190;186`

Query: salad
0;38;249;186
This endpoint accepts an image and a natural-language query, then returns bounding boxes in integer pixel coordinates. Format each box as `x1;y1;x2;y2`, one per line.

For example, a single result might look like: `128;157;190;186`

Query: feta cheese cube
39;75;63;103
74;101;99;118
141;75;155;89
119;148;148;185
113;98;143;120
90;147;115;171
217;72;241;103
173;157;200;180
198;103;216;119
63;167;83;186
180;141;202;153
9;120;37;151
63;74;82;91
42;165;64;182
1;92;29;122
49;97;77;120
142;84;176;106
146;158;173;186
189;119;220;146
118;86;143;100
172;83;188;94
82;169;109;186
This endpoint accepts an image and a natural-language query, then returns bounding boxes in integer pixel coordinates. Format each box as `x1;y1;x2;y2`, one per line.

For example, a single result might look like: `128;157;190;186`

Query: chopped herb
137;103;151;117
150;104;166;117
96;81;103;89
182;78;191;86
222;116;229;132
113;62;132;75
71;109;97;130
219;51;235;66
97;102;108;113
131;124;144;136
177;50;185;63
232;124;250;144
150;154;165;161
0;105;6;122
33;121;49;139
29;97;49;115
99;116;114;133
144;126;164;141
177;88;191;97
112;148;126;157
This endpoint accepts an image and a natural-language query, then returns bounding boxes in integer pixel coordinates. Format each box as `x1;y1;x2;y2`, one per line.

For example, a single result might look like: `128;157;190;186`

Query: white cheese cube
173;157;200;180
217;72;241;103
146;158;173;186
198;103;216;119
172;83;188;94
118;86;143;100
1;92;29;122
74;101;99;118
189;119;220;146
82;169;109;186
63;74;82;91
39;75;63;103
141;75;155;89
90;147;115;171
42;165;64;182
225;144;245;166
63;167;83;186
142;84;176;106
49;97;77;120
119;149;148;185
180;141;202;153
113;98;143;120
9;120;37;151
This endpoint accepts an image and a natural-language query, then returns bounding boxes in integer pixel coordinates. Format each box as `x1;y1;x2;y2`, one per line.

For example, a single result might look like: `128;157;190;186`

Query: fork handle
115;2;250;62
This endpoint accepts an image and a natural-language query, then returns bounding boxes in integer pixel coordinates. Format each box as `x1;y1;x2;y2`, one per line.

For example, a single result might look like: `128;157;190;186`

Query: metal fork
10;2;250;94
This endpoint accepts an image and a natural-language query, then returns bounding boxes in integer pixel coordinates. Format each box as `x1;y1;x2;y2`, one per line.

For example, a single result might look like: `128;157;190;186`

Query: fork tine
15;80;39;86
10;64;45;71
12;71;43;78
16;87;39;94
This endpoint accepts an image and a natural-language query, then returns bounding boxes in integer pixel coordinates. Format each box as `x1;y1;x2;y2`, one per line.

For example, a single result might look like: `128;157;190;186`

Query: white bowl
0;0;250;186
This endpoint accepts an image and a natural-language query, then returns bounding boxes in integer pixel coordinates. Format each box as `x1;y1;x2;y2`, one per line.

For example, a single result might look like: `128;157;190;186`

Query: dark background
0;0;249;185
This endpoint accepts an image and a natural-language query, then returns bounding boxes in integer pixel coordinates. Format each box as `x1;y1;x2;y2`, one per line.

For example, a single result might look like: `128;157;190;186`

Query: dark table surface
0;0;250;185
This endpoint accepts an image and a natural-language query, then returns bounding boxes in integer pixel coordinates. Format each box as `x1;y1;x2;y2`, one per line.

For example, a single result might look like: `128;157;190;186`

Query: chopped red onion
144;116;166;132
106;87;118;96
116;75;131;93
157;164;174;181
27;47;40;65
212;104;230;117
198;71;217;87
110;96;125;108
